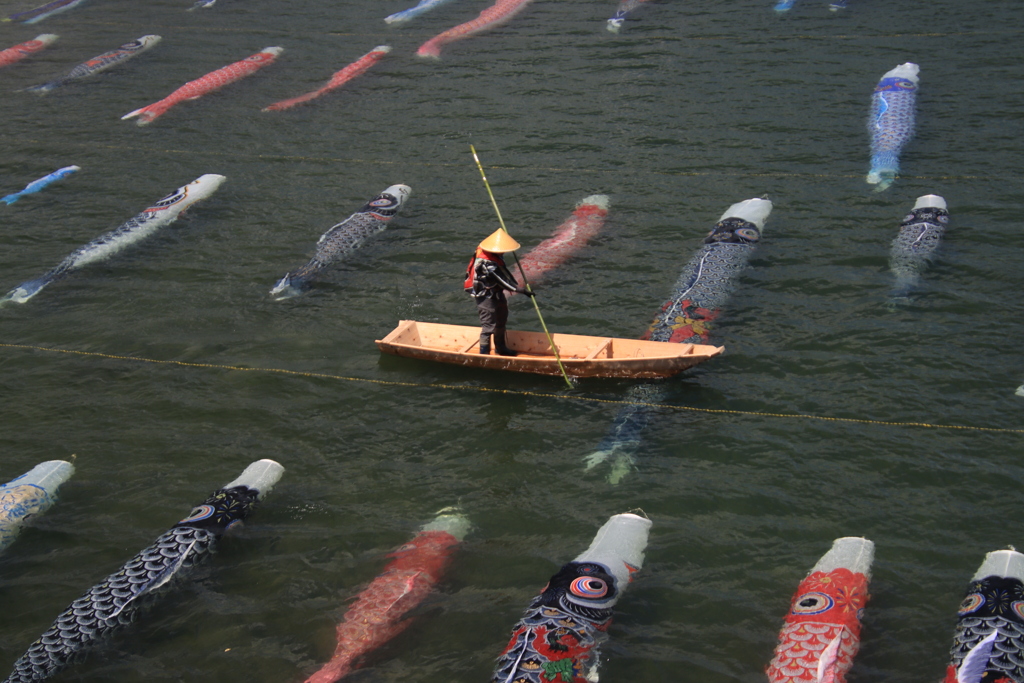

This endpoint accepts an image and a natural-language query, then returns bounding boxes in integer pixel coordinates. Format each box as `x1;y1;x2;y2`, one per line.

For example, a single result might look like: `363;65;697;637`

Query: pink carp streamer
0;34;57;68
513;194;609;291
263;45;390;112
122;47;282;125
304;509;469;683
415;0;533;58
766;538;874;683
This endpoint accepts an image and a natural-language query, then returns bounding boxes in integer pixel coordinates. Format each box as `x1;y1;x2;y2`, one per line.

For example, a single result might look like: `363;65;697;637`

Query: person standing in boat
464;229;535;356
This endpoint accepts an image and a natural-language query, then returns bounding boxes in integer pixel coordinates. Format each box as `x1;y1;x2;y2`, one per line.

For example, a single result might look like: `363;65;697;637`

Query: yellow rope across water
1;342;1021;435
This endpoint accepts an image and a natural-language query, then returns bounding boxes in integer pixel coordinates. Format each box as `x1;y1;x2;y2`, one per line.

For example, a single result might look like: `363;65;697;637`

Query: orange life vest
463;248;504;291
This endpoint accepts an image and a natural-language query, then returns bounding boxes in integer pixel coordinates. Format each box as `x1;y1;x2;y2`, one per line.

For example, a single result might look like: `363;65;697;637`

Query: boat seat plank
585;339;612;360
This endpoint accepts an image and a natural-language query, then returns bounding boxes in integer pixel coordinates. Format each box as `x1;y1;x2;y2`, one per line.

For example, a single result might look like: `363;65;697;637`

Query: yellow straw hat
478;229;521;253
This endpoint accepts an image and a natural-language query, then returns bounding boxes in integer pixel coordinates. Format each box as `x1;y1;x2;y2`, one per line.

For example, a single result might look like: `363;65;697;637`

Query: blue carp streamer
867;62;919;191
7;0;86;24
584;200;770;483
270;184;411;299
1;461;282;683
385;0;459;24
1;166;78;205
889;195;948;300
0;461;74;554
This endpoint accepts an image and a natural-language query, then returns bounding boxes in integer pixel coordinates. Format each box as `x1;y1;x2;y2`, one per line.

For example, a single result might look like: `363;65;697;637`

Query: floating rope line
1;342;1021;435
0;137;993;183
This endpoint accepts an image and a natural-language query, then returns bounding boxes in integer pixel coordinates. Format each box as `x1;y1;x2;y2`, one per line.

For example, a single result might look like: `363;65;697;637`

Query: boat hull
376;320;723;379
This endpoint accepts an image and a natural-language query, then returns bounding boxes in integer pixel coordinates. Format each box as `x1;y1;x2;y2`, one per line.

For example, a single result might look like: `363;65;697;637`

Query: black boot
493;329;517;356
479;333;491;355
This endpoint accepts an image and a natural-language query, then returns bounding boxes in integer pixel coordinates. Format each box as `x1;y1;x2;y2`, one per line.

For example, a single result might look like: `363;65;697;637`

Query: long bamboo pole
470;145;574;389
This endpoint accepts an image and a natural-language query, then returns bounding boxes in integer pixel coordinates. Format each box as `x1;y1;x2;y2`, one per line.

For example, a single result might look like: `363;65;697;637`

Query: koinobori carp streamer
263;45;390;112
415;0;533;58
122;47;282;125
0;460;75;554
270;184;411;300
2;165;79;205
1;174;226;304
584;198;772;483
29;35;161;93
512;195;609;290
305;508;469;683
491;512;651;683
944;549;1024;683
0;34;57;68
766;537;874;683
2;460;284;683
867;62;919;191
888;194;948;299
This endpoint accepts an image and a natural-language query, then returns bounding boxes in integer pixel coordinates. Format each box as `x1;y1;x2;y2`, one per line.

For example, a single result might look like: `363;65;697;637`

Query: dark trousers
476;295;508;334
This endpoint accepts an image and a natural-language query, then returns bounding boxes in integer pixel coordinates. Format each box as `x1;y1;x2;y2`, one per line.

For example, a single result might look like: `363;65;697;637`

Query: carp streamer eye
958;594;984;615
735;227;760;242
570;576;609;599
1013;601;1024;620
179;504;216;524
370;197;396;207
791;592;835;615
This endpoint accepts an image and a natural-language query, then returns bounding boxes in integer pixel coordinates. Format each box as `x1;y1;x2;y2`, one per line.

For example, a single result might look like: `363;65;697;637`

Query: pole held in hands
470;145;573;389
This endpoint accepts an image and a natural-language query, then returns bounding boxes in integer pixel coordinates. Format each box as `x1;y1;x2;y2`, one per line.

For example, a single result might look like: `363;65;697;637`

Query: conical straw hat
478;229;521;253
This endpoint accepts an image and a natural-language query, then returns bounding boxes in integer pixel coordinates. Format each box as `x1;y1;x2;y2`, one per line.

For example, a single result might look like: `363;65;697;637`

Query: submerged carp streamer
1;174;226;305
29;35;161;93
270;184;411;299
491;513;651;683
512;194;609;289
584;198;772;483
263;45;390;112
944;549;1024;683
305;508;469;683
867;62;919;191
2;166;78;205
1;460;283;683
0;34;57;68
122;47;282;125
888;194;948;302
766;537;874;683
416;0;533;58
0;460;74;555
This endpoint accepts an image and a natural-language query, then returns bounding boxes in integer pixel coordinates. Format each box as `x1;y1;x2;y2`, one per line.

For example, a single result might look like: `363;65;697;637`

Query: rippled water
1;0;1023;681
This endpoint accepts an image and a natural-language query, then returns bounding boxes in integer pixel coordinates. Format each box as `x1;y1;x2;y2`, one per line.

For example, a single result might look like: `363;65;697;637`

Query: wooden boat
375;320;724;379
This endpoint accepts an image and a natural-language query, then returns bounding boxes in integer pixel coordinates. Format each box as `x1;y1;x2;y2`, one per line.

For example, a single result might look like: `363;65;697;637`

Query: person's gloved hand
519;287;536;297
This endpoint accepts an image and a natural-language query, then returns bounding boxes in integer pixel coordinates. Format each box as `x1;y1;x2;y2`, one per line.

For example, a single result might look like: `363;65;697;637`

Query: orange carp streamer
415;0;533;59
122;47;282;125
0;34;57;69
766;538;874;683
263;45;390;112
304;509;469;683
513;195;609;290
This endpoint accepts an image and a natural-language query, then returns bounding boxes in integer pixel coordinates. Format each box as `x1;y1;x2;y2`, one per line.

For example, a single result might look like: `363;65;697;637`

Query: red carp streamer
122;47;282;125
304;510;468;683
766;538;874;683
415;0;533;59
263;45;390;112
513;194;609;291
0;34;57;68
